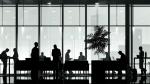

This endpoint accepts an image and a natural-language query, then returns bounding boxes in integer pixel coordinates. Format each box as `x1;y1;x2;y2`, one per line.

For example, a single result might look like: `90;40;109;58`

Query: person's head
67;49;71;53
5;48;9;52
80;52;83;56
13;48;17;52
139;46;143;51
41;52;44;56
34;42;38;47
54;44;57;49
105;52;108;55
118;51;122;55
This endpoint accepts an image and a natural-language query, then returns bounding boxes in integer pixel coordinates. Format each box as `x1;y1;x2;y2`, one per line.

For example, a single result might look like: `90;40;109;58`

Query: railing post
9;57;10;84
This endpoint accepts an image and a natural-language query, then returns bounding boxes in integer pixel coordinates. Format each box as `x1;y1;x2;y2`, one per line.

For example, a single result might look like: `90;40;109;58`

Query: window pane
18;27;38;60
42;7;61;25
87;6;97;25
40;27;62;60
87;5;108;25
3;7;15;25
98;6;108;25
18;7;38;25
134;7;150;25
0;7;2;25
110;6;125;25
64;27;85;62
0;27;15;56
64;7;85;25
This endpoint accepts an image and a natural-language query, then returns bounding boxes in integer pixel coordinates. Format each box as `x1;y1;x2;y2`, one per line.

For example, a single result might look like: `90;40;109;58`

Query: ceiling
0;0;150;5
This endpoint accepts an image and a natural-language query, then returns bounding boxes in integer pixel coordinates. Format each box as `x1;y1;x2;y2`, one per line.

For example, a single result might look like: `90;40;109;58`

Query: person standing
118;51;127;78
31;42;39;83
137;46;146;75
13;48;19;62
0;48;9;84
52;44;61;80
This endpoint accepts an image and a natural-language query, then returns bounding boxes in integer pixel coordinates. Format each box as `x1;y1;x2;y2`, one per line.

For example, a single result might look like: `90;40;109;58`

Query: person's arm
52;49;54;57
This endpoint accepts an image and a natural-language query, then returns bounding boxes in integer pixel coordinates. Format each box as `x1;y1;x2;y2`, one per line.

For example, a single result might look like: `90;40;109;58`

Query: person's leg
140;61;143;75
3;60;7;84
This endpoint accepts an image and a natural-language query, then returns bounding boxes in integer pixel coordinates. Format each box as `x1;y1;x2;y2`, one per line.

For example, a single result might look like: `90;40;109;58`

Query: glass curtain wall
0;3;126;64
133;5;150;74
3;0;150;75
87;4;125;61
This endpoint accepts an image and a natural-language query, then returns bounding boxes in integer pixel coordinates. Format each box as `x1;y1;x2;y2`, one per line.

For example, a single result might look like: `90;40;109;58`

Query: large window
110;27;125;60
18;27;38;60
40;27;62;60
133;27;150;74
0;27;15;57
64;27;85;61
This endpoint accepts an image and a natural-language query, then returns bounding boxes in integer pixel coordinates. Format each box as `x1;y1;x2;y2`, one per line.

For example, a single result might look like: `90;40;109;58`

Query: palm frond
85;25;109;55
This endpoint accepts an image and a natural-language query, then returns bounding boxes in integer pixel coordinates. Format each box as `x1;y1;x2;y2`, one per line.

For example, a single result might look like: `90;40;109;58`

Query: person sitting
65;49;73;79
118;51;127;64
137;46;146;75
39;52;46;61
103;52;111;61
65;49;72;62
118;51;128;78
78;52;86;61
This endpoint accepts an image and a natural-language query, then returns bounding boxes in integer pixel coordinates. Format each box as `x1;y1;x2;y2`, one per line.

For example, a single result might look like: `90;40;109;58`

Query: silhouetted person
78;52;86;61
0;48;9;84
104;52;111;61
118;51;127;78
31;42;39;83
13;48;19;62
13;48;18;83
39;52;46;80
65;49;72;61
137;46;146;75
52;44;61;80
65;49;73;79
39;52;46;61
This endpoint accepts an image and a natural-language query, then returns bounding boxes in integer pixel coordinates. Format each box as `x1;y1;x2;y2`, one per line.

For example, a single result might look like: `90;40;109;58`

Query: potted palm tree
85;25;109;58
85;25;109;84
